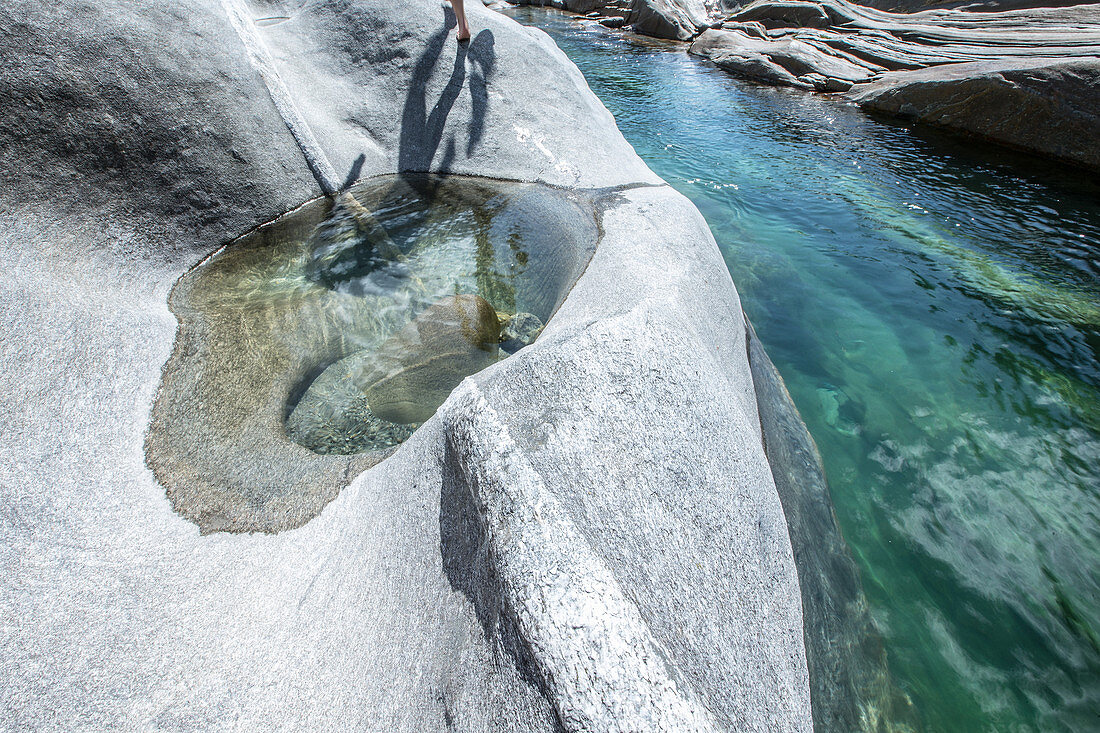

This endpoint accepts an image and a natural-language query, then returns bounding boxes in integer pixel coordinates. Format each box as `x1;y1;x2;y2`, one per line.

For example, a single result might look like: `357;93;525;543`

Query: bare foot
451;0;471;41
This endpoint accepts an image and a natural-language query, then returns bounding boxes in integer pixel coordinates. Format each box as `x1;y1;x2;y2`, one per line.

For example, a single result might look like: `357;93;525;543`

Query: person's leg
451;0;471;41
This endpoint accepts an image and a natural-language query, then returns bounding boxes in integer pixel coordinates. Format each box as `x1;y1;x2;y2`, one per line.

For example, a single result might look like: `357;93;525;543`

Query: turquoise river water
507;8;1100;731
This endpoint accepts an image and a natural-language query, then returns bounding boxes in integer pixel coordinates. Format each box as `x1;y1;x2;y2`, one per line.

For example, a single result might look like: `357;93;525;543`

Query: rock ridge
444;379;718;732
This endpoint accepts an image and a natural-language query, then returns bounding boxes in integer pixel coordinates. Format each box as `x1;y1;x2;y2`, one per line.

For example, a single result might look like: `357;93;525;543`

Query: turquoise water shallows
506;8;1100;731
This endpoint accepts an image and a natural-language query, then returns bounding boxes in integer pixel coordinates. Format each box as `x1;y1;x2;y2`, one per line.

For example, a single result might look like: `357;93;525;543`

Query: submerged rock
288;305;542;453
500;311;544;354
746;319;918;732
285;355;417;456
360;294;502;425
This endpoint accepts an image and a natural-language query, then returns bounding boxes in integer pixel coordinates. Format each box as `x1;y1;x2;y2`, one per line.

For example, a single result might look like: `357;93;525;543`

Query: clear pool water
506;8;1100;731
148;174;597;532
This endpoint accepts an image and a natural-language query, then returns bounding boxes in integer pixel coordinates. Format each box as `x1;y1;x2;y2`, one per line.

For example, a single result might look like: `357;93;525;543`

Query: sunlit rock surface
511;0;711;39
685;0;1100;167
0;0;893;729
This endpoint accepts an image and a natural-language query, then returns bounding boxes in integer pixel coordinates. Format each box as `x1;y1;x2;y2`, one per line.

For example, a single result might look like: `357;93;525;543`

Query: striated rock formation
691;0;1100;80
685;0;1100;168
859;0;1092;13
504;0;1100;166
690;26;875;90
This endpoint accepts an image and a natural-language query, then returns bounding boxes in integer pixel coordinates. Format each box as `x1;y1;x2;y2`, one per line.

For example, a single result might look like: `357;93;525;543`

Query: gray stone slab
852;56;1100;171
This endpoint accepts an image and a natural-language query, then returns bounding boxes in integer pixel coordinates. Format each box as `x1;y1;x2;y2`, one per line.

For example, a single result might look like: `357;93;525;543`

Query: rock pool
147;174;598;533
506;7;1100;732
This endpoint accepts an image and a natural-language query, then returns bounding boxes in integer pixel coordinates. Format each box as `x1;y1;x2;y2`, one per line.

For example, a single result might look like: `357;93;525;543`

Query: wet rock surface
286;354;418;455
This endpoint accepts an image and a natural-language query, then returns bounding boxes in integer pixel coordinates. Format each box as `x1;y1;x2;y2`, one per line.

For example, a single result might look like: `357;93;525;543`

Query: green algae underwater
506;7;1100;732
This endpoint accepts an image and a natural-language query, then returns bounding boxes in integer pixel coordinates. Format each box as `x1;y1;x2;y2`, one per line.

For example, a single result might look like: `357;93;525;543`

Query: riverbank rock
862;0;1090;12
687;0;1100;168
628;0;711;40
690;28;874;89
1;0;837;729
512;0;713;40
851;57;1100;171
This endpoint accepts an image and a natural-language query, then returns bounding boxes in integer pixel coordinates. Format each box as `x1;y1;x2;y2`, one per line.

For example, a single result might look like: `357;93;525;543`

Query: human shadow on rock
398;6;496;194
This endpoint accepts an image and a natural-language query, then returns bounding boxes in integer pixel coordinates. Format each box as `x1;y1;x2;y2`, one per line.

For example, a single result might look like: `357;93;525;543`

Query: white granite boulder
0;0;889;729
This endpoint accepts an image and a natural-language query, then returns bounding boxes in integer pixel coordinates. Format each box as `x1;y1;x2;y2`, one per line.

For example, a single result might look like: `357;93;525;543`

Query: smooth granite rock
852;57;1100;171
861;0;1090;12
688;0;1100;167
732;0;837;28
445;185;813;731
690;28;875;88
0;0;832;729
627;0;712;40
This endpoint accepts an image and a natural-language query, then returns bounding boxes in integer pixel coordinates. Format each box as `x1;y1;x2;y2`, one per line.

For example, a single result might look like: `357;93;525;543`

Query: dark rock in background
511;0;711;39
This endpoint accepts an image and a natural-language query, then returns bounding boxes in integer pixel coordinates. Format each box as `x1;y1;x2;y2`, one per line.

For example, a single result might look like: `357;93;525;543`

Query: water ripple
508;8;1100;732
